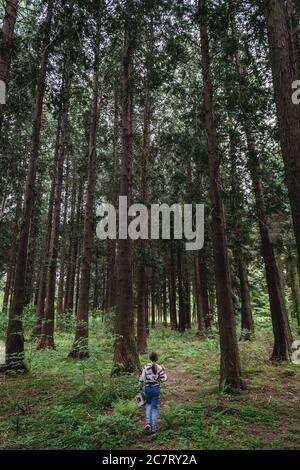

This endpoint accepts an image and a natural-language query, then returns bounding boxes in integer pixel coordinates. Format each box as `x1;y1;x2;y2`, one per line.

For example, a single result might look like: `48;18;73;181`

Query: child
139;351;167;433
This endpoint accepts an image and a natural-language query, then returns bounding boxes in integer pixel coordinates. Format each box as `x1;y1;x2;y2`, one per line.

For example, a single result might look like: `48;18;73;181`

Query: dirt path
128;367;199;450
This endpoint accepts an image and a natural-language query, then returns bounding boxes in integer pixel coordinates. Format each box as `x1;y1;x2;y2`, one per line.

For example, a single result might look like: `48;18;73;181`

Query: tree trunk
229;136;254;340
194;251;206;336
169;242;177;330
289;248;300;332
0;0;19;131
106;85;119;311
199;0;243;390
113;25;140;373
183;255;191;329
69;67;99;359
238;252;254;339
5;0;53;371
177;243;185;333
2;197;21;314
57;159;70;321
151;270;156;328
264;0;300;268
162;270;167;327
137;94;151;351
198;249;210;329
231;11;293;360
65;176;83;313
38;63;72;350
34;121;61;337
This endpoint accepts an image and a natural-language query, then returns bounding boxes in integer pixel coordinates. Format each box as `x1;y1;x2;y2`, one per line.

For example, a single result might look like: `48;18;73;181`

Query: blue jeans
145;385;160;432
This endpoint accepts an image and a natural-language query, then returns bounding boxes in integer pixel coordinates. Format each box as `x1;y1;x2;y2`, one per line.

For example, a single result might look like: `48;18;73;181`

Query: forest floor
1;320;300;450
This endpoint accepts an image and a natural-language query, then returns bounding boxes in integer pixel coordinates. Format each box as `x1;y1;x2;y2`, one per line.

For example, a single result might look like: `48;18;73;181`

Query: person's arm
139;367;146;389
158;365;168;382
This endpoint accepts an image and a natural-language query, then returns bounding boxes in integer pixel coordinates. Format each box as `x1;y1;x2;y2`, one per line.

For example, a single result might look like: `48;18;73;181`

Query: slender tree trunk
177;243;185;333
198;249;210;329
229;138;254;340
69;67;99;359
162;270;167;327
231;14;293;360
169;242;177;330
24;220;37;306
264;0;300;268
34;121;61;337
151;270;156;328
137;91;151;352
38;63;72;350
57;160;70;320
0;0;19;131
199;0;243;390
106;85;119;311
183;254;191;329
289;248;300;332
2;197;21;314
238;252;254;339
194;251;206;336
65;177;83;313
5;0;53;370
113;25;140;373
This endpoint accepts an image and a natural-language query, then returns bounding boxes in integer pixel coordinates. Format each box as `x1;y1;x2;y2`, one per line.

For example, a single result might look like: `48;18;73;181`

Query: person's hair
149;351;158;374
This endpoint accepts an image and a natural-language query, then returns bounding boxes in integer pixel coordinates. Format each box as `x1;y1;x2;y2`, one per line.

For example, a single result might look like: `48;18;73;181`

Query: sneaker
151;429;157;434
144;424;151;431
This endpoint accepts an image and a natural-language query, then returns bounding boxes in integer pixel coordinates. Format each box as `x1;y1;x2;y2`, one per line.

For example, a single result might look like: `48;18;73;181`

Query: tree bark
34;121;61;337
264;0;300;269
231;10;293;360
169;241;177;330
57;161;70;319
65;176;83;313
0;0;19;131
199;0;243;390
5;0;53;371
137;89;151;351
193;251;206;336
113;24;140;373
106;85;119;311
289;248;300;332
229;137;254;340
177;243;185;333
2;197;21;314
69;67;99;359
38;62;72;350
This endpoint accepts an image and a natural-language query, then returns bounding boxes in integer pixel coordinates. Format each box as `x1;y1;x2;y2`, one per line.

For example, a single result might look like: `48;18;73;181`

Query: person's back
139;351;167;433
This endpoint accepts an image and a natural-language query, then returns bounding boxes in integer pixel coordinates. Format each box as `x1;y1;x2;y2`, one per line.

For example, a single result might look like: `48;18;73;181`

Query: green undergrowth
0;320;300;450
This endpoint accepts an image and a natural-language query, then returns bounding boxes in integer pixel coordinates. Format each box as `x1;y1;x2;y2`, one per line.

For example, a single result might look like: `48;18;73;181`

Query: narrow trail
128;367;199;450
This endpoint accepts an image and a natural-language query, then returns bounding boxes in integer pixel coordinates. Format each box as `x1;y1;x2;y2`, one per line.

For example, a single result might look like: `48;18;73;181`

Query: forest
0;0;300;452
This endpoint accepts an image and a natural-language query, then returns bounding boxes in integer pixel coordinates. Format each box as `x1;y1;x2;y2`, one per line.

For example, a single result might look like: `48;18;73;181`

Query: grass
0;319;300;450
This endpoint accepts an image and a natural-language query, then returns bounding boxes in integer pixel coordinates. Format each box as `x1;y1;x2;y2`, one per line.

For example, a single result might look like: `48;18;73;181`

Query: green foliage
1;325;300;450
112;399;136;417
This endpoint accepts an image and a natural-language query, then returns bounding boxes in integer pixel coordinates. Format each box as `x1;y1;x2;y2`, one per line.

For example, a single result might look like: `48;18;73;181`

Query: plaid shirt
139;362;168;386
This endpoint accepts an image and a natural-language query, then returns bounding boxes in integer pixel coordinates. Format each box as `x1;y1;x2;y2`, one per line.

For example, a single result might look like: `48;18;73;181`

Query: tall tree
5;0;54;370
230;3;293;360
113;5;140;373
198;0;243;390
69;63;100;359
137;21;153;353
0;0;19;131
38;60;72;350
264;0;300;268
